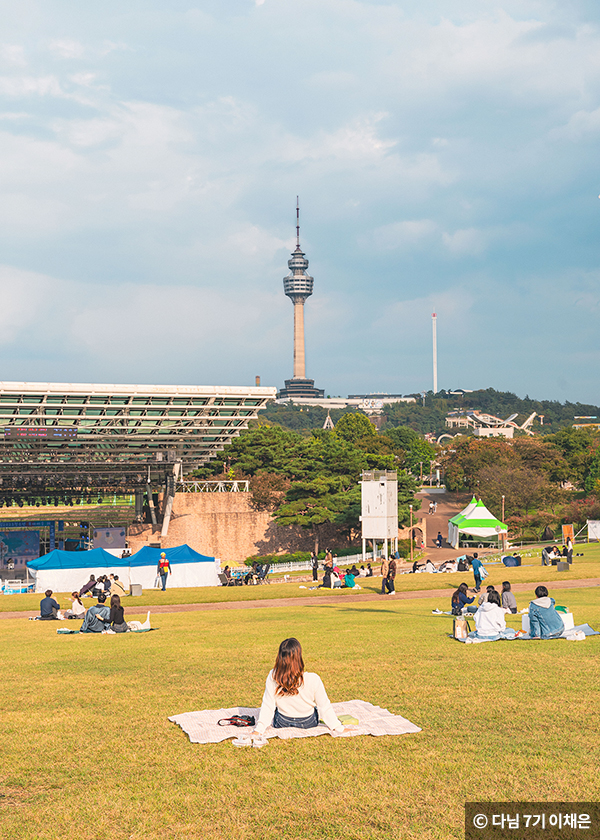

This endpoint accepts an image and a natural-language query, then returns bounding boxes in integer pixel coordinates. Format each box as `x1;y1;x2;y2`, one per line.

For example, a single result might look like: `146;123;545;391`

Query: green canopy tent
447;498;507;548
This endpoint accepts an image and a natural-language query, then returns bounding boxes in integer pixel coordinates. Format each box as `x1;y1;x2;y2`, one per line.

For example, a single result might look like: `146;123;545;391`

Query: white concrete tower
279;199;324;399
432;312;438;394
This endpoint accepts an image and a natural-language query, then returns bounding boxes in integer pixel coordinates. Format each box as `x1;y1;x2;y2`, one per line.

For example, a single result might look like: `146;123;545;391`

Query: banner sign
561;524;574;544
587;520;600;541
93;527;126;549
0;530;40;568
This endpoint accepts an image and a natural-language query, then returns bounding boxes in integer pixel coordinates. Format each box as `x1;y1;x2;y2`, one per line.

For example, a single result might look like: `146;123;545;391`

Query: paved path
416;490;472;561
4;577;600;620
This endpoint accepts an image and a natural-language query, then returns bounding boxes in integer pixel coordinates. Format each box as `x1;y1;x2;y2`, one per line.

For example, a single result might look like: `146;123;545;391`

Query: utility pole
409;505;414;566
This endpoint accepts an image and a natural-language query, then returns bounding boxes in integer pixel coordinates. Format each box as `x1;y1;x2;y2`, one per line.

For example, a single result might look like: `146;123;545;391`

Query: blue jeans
473;573;482;591
273;707;319;729
160;573;168;591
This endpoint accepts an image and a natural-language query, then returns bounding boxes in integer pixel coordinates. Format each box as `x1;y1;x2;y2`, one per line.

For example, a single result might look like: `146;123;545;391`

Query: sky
1;0;600;403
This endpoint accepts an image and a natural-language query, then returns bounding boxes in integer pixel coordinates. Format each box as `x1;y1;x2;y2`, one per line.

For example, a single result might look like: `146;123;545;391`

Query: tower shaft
432;312;438;394
293;300;306;379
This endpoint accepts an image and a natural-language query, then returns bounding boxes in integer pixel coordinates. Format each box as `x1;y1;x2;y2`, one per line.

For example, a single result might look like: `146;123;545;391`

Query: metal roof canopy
0;381;275;491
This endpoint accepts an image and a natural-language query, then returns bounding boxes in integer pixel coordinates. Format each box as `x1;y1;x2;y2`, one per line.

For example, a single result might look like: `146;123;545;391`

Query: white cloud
442;227;488;255
0;44;27;67
370;219;438;250
48;39;85;59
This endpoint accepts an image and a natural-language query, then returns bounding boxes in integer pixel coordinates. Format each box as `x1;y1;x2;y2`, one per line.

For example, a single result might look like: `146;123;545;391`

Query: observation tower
278;200;324;399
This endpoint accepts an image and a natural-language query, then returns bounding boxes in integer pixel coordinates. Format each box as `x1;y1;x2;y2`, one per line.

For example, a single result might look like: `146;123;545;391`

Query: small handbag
217;715;256;727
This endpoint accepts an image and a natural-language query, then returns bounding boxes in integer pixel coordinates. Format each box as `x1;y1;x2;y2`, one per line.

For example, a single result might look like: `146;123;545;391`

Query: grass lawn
2;583;600;839
4;543;600;615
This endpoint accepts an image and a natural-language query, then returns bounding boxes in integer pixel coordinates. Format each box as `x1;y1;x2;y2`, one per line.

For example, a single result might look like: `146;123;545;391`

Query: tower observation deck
278;201;324;399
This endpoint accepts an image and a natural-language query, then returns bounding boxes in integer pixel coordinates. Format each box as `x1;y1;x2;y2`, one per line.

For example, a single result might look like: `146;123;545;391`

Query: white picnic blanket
169;700;421;744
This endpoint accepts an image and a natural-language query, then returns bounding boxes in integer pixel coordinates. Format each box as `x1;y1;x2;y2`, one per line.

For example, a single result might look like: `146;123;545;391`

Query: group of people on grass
451;581;566;640
38;589;129;633
78;573;128;599
541;540;573;566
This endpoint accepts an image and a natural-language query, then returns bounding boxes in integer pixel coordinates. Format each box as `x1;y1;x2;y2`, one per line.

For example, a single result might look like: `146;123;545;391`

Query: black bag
217;715;256;727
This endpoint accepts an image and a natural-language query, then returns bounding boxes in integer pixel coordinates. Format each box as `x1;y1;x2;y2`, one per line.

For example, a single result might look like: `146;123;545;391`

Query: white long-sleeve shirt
255;670;344;734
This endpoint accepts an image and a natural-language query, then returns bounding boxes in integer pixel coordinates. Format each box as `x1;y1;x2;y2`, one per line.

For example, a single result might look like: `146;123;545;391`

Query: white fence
178;479;250;493
242;551;376;575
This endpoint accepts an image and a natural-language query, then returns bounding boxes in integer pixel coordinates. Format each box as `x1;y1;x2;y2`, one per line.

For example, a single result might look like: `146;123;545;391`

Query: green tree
334;412;376;443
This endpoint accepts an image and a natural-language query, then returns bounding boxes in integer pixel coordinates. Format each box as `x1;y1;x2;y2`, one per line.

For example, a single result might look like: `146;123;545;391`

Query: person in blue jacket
451;582;477;615
471;553;484;592
526;586;565;639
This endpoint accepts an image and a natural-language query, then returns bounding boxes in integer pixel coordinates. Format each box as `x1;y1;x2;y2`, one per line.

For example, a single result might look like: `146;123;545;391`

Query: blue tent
128;544;214;567
27;547;129;570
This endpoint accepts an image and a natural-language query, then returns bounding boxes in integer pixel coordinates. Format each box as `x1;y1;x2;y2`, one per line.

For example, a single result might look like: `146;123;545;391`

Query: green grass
4;543;600;614
2;583;600;839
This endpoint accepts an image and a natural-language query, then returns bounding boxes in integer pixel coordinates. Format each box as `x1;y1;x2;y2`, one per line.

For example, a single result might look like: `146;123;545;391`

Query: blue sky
1;0;599;402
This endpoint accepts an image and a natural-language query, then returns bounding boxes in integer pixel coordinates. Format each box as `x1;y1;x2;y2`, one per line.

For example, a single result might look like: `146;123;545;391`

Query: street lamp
501;495;505;522
409;504;413;566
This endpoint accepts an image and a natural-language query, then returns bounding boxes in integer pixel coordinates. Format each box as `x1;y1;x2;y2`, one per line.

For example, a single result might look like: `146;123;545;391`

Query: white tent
27;548;132;594
448;498;507;549
128;545;219;588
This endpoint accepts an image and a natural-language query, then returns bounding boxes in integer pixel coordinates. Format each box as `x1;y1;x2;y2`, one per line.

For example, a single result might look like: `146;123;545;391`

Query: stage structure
278;200;324;399
359;470;398;562
0;381;275;540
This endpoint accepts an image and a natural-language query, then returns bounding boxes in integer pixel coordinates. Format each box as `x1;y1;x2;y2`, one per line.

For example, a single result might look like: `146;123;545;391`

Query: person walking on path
380;555;389;594
387;557;397;595
471;553;484;592
310;551;319;582
436;532;443;549
157;552;171;591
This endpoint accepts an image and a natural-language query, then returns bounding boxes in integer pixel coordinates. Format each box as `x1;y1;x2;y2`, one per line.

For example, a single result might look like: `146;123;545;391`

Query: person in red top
157;552;171;590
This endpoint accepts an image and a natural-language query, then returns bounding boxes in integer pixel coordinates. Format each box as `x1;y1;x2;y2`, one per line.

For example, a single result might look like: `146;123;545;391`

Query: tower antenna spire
296;196;300;248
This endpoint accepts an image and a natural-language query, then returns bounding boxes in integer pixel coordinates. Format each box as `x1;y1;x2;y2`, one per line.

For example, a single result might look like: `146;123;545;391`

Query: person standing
380;555;389;595
157;552;171;591
310;551;319;582
387;556;397;595
566;536;573;564
436;532;443;549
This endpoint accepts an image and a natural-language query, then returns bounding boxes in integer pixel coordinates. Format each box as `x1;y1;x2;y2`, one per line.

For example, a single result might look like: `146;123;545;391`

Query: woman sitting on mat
501;581;517;614
472;591;517;640
65;592;86;620
254;638;345;738
109;594;128;633
451;582;476;615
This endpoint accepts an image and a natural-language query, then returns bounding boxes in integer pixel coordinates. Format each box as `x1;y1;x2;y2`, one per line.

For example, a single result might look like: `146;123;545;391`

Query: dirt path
416;490;470;561
4;577;600;620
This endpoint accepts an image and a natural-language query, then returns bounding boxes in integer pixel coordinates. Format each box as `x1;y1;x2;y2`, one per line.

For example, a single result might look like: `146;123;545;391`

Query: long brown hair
110;594;121;608
272;638;304;696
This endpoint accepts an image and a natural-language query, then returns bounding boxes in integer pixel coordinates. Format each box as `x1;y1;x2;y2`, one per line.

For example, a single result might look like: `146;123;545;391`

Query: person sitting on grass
40;590;61;620
343;570;356;588
249;638;346;746
65;592;86;620
472;590;517;640
109;594;128;633
525;586;565;640
78;575;96;598
318;565;332;589
425;559;437;573
111;575;128;597
80;594;110;633
349;565;360;577
451;582;476;615
366;563;373;577
501;581;517;614
478;585;497;605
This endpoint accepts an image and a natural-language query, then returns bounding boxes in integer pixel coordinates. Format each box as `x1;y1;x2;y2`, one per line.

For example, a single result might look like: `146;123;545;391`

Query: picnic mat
169;700;421;744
